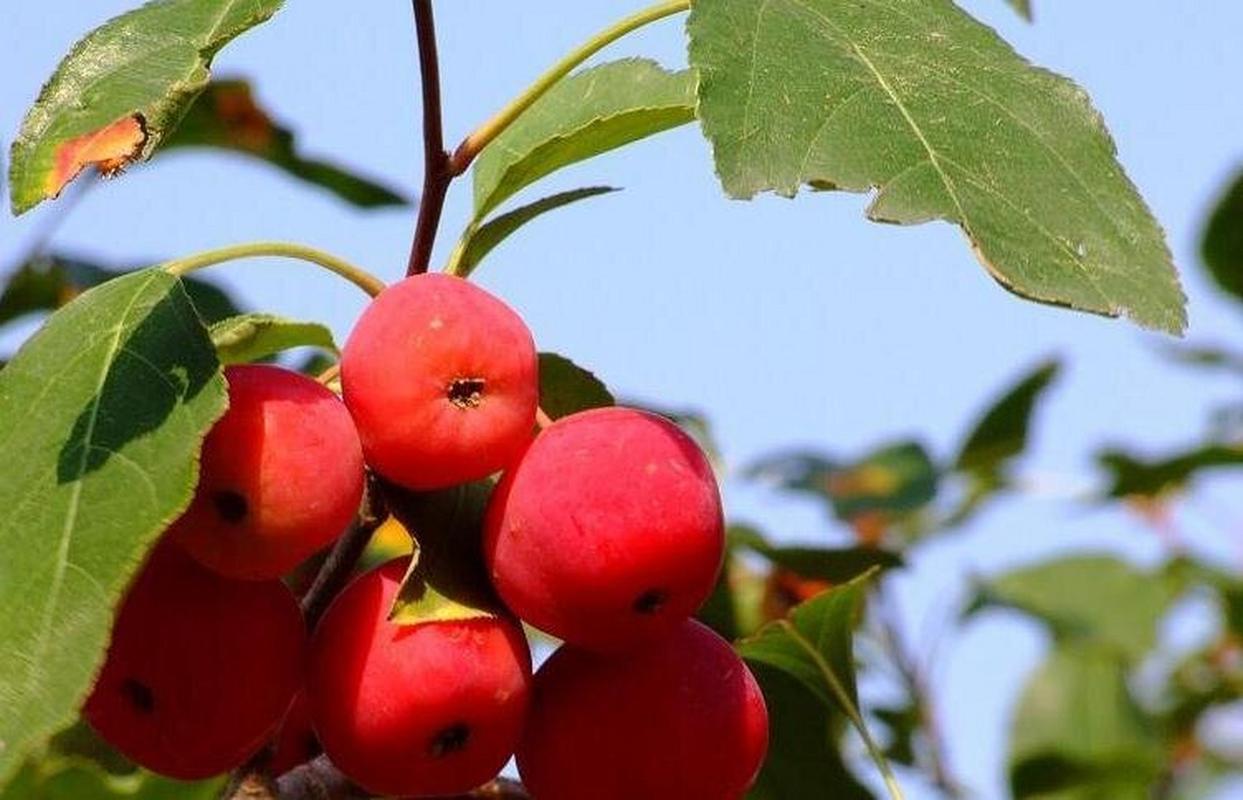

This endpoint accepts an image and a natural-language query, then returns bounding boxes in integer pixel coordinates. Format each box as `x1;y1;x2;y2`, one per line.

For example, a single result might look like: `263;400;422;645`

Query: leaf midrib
777;618;906;800
782;0;1111;296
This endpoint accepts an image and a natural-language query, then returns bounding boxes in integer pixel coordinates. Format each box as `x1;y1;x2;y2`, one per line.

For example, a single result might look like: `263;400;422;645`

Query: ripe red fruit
517;619;769;799
84;544;305;780
484;407;724;651
171;364;365;580
341;274;538;490
307;559;532;796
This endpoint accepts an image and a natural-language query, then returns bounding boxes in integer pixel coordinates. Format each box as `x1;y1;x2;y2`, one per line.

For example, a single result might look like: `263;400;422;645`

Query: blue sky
4;1;1243;797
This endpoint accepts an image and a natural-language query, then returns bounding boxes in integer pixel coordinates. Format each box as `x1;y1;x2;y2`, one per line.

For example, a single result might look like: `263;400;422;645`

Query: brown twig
271;757;527;800
406;0;454;276
223;771;278;800
300;477;387;629
875;586;963;798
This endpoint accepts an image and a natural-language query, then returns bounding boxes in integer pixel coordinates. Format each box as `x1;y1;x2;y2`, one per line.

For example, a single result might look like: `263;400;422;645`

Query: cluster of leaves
0;0;1233;798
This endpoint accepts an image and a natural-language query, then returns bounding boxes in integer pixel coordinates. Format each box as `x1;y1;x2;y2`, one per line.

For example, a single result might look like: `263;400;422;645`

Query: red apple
517;619;769;799
341;274;537;490
307;559;532;796
485;407;724;651
171;364;364;580
84;544;305;780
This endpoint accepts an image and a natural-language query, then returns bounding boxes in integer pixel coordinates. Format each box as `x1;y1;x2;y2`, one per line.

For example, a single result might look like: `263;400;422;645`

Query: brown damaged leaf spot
45;114;148;198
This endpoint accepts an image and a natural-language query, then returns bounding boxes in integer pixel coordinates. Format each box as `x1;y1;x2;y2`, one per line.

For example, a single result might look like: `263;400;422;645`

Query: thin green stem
778;620;907;800
449;0;691;174
162;242;386;298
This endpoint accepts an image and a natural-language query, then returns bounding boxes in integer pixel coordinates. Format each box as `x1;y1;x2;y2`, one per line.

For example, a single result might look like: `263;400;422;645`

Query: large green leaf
1008;646;1161;799
472;59;695;221
738;571;899;793
537;352;615;421
209;313;338;366
956;359;1061;479
448;187;619;278
688;0;1186;333
964;555;1179;661
1201;170;1243;305
9;0;284;214
163;80;406;208
0;270;227;782
0;254;241;331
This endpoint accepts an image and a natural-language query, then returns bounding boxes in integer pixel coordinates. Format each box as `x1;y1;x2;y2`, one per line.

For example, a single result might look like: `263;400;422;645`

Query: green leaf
2;757;222;800
738;570;900;794
1097;444;1243;499
448;187;619;278
730;524;903;583
537;353;615;420
688;0;1186;333
1201;170;1243;305
965;555;1179;661
739;572;869;708
9;0;284;214
747;665;874;800
162;80;407;208
956;359;1061;479
472;59;695;221
1008;646;1161;799
209;313;338;366
386;482;504;626
0;254;241;330
0;270;227;782
748;441;938;522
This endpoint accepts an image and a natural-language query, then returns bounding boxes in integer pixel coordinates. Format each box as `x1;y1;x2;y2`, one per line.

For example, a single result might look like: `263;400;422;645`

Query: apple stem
449;0;692;174
405;0;691;279
536;407;555;430
300;476;388;630
162;242;386;298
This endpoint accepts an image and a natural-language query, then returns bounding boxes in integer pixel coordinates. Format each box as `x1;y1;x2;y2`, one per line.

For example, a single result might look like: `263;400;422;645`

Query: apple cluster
84;274;768;797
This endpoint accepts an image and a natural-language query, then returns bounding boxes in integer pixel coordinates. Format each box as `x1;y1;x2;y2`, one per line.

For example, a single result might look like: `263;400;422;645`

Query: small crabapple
341;273;538;490
171;364;365;580
484;406;724;651
307;559;532;796
517;619;769;799
83;543;305;780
